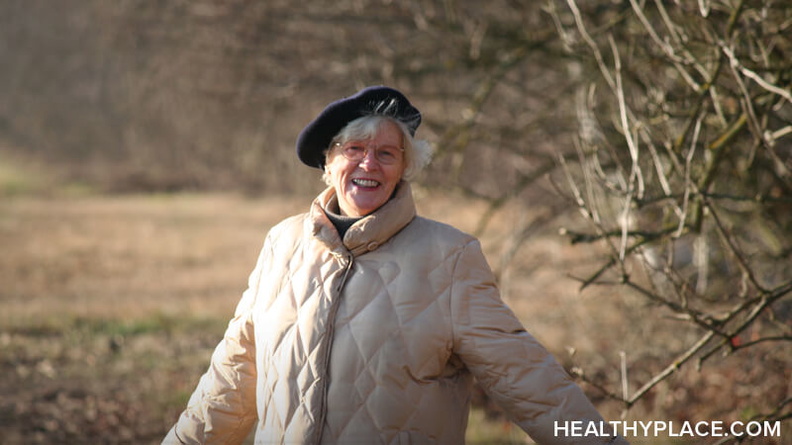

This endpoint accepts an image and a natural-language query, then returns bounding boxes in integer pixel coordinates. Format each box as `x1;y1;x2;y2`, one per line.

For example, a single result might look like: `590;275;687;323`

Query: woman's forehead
343;118;404;143
370;120;403;142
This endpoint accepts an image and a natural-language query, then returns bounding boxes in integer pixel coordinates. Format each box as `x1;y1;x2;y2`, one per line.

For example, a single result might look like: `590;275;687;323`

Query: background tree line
2;0;789;441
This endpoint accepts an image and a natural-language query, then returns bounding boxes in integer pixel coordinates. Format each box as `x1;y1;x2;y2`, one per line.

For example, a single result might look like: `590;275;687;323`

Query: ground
1;189;787;444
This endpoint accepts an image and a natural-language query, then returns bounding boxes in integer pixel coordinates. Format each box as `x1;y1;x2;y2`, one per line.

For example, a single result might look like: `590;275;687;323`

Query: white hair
322;115;433;185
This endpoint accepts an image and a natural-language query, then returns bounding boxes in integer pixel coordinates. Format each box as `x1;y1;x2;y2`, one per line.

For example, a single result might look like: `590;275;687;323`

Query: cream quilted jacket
164;183;626;445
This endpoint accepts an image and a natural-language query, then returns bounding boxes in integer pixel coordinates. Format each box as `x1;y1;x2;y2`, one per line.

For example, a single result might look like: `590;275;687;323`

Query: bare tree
548;0;791;440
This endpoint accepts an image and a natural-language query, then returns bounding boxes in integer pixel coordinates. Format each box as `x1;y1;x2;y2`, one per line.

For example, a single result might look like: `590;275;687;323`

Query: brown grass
0;193;305;325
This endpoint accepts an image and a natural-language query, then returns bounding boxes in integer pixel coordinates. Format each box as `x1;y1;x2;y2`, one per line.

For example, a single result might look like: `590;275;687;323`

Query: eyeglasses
334;142;404;165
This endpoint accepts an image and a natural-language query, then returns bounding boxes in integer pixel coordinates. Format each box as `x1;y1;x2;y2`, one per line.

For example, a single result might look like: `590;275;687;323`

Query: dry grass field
1;161;787;444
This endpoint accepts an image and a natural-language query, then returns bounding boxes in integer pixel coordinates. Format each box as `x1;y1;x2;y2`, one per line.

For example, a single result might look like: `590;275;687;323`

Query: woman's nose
358;149;379;168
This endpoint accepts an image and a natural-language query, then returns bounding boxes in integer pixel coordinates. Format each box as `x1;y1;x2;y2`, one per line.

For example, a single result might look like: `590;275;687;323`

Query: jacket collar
310;181;416;256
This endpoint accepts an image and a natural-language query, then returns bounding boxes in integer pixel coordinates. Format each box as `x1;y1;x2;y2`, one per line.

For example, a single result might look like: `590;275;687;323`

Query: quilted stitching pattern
250;184;476;444
318;217;474;444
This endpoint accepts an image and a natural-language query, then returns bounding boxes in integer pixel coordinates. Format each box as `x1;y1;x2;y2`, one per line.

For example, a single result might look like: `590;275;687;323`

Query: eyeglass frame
332;141;405;165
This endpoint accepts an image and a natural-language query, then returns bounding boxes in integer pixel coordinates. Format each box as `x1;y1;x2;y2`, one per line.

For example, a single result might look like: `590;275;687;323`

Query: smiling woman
163;86;628;444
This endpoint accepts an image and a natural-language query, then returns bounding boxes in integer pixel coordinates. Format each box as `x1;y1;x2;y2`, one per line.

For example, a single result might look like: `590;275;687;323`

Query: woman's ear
321;162;333;186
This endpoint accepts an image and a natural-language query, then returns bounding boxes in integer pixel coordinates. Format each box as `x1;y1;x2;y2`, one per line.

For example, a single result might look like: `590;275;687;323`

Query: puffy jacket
164;182;626;444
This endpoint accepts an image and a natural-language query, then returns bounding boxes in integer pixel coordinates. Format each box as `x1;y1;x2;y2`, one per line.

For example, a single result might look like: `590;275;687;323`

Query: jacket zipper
313;252;354;444
335;253;355;294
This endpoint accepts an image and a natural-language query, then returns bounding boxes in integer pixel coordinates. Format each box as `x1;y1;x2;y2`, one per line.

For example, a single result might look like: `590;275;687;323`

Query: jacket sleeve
450;240;628;445
163;238;270;445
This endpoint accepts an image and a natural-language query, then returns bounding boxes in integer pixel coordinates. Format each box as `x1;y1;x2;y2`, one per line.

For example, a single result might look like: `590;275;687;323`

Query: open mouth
352;178;380;188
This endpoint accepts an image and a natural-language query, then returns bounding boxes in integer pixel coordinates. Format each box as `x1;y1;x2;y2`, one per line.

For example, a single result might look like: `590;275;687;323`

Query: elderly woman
164;86;627;444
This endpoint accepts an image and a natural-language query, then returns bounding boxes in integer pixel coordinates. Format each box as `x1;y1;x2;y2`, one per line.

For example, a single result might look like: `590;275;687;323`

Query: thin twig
624;330;716;408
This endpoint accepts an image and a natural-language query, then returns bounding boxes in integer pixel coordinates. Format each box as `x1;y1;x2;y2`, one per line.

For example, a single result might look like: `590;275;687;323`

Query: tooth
354;179;378;187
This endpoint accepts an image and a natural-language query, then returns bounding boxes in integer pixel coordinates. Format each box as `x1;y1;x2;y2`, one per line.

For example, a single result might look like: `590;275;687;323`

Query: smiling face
324;119;406;217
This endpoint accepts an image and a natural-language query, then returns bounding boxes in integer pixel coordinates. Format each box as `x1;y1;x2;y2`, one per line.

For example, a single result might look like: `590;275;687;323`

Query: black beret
296;86;421;169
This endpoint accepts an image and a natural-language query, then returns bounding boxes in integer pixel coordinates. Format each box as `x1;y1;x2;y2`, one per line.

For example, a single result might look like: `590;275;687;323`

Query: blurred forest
1;0;790;443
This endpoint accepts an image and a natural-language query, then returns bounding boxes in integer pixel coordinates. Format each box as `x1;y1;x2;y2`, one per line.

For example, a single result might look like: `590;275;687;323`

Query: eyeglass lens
339;143;403;165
